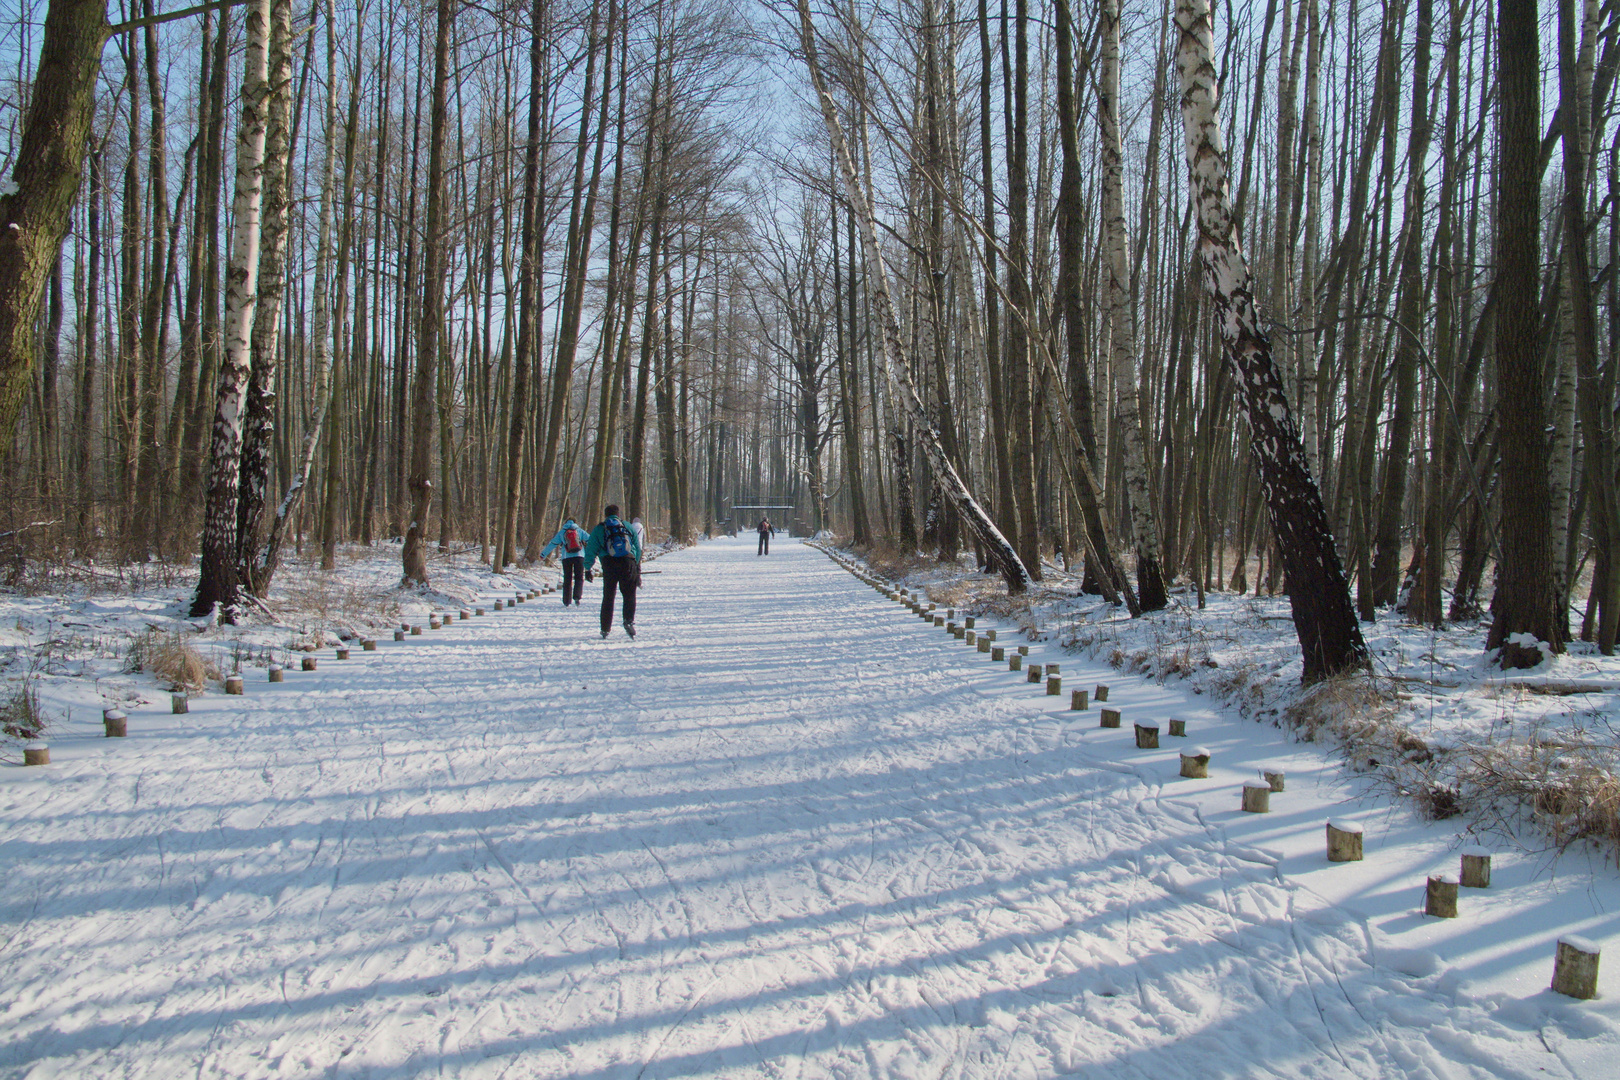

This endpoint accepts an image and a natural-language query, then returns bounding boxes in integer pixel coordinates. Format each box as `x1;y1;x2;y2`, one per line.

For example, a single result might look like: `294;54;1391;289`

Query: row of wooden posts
21;579;558;757
822;548;1604;1001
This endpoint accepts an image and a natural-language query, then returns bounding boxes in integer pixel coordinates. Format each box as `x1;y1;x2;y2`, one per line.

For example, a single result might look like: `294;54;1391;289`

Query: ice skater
757;516;772;556
539;516;589;606
583;504;643;638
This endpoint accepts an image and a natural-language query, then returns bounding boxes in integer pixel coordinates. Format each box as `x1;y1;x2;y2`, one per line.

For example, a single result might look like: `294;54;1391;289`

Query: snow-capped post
335;646;349;660
1047;675;1062;696
1460;847;1492;888
992;646;1005;661
1174;0;1369;684
1552;937;1601;999
459;610;471;621
1241;780;1271;813
1425;874;1459;918
225;674;244;695
302;657;316;671
1168;718;1186;737
792;0;1032;594
362;639;377;651
170;694;188;715
23;742;49;766
1095;684;1109;702
1326;820;1364;862
1262;768;1286;792
1071;689;1089;711
475;608;485;617
1180;747;1211;778
268;664;283;682
1134;722;1159;749
1100;708;1122;729
411;626;422;636
1009;653;1022;671
1027;664;1042;682
104;711;127;737
393;630;405;641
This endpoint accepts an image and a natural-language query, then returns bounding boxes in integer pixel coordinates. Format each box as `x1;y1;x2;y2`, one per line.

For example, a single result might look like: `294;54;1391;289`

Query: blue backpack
604;518;632;558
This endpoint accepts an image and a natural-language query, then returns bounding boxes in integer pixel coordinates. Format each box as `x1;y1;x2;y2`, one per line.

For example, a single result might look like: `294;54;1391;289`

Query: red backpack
564;525;582;553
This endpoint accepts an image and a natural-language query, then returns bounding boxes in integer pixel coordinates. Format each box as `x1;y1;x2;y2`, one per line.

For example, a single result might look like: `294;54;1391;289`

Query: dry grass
126;628;222;691
1;680;48;743
274;574;401;634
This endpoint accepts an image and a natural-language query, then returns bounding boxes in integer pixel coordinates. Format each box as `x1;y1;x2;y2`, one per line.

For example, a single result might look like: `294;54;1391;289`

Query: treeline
0;0;1612;675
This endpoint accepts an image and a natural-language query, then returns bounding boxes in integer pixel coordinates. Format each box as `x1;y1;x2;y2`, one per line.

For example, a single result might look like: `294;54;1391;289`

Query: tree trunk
1174;0;1368;683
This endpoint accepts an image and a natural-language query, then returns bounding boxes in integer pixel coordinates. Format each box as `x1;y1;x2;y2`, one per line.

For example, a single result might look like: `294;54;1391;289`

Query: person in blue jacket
582;504;644;638
539;517;590;606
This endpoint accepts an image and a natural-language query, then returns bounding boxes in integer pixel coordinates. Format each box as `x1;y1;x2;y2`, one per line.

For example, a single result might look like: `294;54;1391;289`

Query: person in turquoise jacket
582;504;643;638
539;517;589;606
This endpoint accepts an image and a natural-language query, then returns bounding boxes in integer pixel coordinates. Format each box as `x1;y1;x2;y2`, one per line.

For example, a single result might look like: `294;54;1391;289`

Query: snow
1;537;1619;1076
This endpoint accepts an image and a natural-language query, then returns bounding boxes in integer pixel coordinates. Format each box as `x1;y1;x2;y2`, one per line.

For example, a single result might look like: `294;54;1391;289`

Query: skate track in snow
0;537;1594;1077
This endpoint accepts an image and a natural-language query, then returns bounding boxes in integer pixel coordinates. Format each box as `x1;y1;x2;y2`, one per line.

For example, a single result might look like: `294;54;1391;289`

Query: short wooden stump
1100;707;1122;729
429;617;441;630
495;600;504;610
1326;820;1363;861
171;693;188;714
336;647;350;660
984;630;997;642
1046;675;1061;696
394;630;406;641
1070;689;1088;711
1046;663;1060;674
411;626;423;636
475;608;485;617
23;742;49;766
1167;718;1186;737
1009;654;1022;671
1017;645;1029;656
964;616;975;630
225;675;245;695
302;657;317;672
965;630;976;646
1241;779;1271;813
953;627;965;640
1180;747;1210;778
105;711;128;738
1027;665;1042;683
934;616;945;627
362;639;377;651
1094;684;1109;702
1261;768;1286;792
1460;847;1492;889
977;638;991;653
992;646;1005;661
1552;936;1601;999
1134;722;1159;749
1425;874;1459;918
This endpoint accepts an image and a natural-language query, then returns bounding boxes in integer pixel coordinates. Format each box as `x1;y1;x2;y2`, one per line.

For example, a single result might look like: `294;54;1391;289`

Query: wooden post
1095;684;1109;702
934;616;945;627
475;608;485;617
1134;722;1159;749
1047;662;1060;674
105;711;128;737
928;603;936;611
394;630;406;641
1425;874;1459;918
1167;718;1186;737
1071;689;1089;711
1028;664;1043;682
495;599;504;610
23;742;49;765
336;647;350;660
1460;847;1492;888
946;620;957;633
978;638;991;653
1261;768;1286;792
1241;779;1271;813
400;622;411;632
411;626;423;635
1179;747;1210;777
1047;675;1062;696
1551;937;1601;999
1100;708;1122;729
965;630;976;646
225;675;245;695
947;608;956;620
1010;654;1023;671
268;665;284;682
1326;820;1364;861
992;646;1005;661
363;639;377;651
1017;645;1029;656
171;694;188;714
429;617;441;629
302;657;317;671
954;627;965;640
985;630;997;642
964;616;975;629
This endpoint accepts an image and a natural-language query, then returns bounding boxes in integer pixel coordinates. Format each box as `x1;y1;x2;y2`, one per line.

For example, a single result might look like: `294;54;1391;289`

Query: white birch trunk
794;0;1031;591
190;0;272;620
1099;0;1167;610
1174;0;1368;682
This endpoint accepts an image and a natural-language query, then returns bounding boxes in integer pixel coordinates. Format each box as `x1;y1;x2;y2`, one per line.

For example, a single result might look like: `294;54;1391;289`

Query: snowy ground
2;537;1619;1077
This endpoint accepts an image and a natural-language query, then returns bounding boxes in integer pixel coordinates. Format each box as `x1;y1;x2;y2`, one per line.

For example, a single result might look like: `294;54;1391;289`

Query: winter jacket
582;515;643;572
540;520;589;561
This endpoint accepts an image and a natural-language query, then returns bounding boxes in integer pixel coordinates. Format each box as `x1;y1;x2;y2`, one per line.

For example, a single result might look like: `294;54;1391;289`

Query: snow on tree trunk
191;0;272;620
1099;0;1167;612
1174;0;1367;683
794;0;1030;592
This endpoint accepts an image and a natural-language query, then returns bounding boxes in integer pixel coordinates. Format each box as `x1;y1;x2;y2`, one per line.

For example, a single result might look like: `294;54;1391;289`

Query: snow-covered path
0;538;1603;1077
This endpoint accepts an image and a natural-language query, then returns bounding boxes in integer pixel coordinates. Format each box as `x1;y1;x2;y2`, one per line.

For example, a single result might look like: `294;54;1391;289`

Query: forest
0;0;1609;680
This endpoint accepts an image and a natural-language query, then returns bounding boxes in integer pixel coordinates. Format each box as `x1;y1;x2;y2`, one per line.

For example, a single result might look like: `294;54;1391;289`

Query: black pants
758;531;770;555
600;556;638;633
562;558;584;605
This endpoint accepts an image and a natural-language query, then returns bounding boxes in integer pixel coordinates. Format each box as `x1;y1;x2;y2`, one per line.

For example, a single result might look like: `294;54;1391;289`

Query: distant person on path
583;504;643;638
630;515;648;556
757;517;772;556
539;517;589;607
